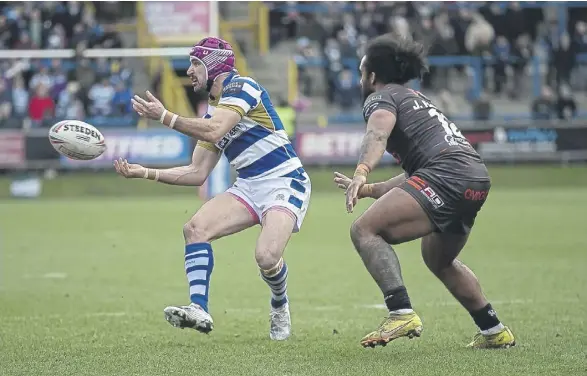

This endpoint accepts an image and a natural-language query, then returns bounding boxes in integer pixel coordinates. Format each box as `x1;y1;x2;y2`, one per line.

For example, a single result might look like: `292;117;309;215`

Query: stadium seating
0;2;138;129
266;1;587;122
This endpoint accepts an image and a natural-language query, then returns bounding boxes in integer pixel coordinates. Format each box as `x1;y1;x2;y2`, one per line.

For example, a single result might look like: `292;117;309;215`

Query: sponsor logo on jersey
223;81;244;95
215;123;246;150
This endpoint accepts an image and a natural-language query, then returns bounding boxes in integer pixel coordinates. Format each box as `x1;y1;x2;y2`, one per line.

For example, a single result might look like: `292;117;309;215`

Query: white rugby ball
49;120;106;160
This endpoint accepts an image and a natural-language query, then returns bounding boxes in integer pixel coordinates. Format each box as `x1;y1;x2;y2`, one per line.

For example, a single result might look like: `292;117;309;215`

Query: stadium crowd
0;2;135;129
267;1;587;119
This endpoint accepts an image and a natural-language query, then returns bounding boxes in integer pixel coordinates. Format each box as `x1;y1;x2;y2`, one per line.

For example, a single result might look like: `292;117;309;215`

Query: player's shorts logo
406;176;445;209
464;188;488;201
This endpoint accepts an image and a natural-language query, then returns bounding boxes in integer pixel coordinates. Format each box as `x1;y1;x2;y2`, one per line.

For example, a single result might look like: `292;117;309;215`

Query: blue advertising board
59;128;193;168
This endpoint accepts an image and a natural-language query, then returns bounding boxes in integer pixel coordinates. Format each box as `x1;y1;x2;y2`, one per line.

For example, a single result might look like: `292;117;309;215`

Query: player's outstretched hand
131;90;166;121
113;158;147;179
345;175;367;214
333;172;352;191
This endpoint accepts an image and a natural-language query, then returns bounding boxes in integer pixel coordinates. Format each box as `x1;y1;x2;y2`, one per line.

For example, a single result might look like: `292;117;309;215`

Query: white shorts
226;168;311;232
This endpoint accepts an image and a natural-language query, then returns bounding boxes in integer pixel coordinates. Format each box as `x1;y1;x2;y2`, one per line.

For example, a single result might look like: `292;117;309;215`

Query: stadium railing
294;53;587;124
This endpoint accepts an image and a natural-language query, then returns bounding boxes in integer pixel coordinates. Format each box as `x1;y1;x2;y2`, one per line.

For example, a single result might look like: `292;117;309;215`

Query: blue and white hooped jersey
197;71;302;180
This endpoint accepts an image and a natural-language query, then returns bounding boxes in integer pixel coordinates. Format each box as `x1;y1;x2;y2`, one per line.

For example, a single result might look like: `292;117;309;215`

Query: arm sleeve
196;140;220;153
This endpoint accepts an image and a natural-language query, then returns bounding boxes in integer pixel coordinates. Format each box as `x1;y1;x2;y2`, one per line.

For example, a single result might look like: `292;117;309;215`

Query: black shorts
398;168;491;234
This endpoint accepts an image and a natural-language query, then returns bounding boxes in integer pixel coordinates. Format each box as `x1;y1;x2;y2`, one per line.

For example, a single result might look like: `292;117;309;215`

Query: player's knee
183;217;212;243
255;247;281;271
350;219;372;249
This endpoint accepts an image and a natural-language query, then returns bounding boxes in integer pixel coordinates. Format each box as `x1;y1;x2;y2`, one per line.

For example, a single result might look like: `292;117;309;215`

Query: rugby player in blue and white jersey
114;37;311;341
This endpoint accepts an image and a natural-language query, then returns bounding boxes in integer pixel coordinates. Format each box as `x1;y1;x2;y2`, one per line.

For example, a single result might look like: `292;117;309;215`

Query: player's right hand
113;158;146;179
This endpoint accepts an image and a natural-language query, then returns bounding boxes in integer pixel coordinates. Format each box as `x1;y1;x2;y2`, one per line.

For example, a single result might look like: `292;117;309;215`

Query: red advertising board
0;131;25;167
144;2;218;45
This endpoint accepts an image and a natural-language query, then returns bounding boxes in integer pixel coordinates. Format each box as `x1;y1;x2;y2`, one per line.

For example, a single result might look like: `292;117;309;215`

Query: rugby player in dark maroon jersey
334;35;515;349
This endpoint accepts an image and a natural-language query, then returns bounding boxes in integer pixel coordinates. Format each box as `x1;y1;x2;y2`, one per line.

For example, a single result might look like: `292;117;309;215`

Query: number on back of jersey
428;108;471;148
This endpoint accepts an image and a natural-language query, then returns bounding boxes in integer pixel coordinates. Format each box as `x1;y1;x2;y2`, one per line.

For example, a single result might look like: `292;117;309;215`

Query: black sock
469;303;501;331
383;286;412;312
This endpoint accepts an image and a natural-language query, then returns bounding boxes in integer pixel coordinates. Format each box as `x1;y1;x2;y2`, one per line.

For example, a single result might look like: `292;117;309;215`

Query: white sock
480;323;505;335
390;309;414;315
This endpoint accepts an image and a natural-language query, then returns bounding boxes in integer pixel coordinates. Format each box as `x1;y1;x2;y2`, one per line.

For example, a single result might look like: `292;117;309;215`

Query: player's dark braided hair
364;34;428;85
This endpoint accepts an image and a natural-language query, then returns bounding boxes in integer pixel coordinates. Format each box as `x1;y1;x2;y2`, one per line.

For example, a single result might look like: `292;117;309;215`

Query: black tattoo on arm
358;109;396;170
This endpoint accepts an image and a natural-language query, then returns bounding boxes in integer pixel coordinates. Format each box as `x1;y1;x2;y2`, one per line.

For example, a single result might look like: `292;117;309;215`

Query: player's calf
256;208;296;340
421;233;515;348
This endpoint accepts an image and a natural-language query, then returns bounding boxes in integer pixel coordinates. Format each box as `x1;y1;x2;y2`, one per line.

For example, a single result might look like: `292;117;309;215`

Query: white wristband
159;109;168;124
143;168;149;179
169;114;179;129
154;170;160;181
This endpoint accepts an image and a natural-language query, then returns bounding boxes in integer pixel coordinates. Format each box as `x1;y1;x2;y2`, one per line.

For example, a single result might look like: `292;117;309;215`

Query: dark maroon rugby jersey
362;84;489;181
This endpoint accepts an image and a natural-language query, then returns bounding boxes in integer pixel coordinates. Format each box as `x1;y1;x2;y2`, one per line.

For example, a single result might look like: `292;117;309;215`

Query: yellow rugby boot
467;326;516;349
360;311;423;348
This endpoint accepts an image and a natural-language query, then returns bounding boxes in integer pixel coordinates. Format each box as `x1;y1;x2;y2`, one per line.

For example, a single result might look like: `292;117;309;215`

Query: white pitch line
2;298;581;322
22;273;68;279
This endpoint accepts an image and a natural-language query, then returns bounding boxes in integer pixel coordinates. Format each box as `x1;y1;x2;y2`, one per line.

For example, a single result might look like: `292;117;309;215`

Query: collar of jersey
222;70;239;87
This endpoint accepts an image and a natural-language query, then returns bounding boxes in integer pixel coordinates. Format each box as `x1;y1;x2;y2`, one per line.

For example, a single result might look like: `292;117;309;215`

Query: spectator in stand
56;82;85;120
293;37;315;96
75;58;97;94
112;81;132;116
531;86;555;120
552;32;577;90
323;37;343;104
88;77;115;116
335;68;358;110
46;23;67;49
465;12;495;56
11;75;29;118
95;57;112;78
111;59;133;84
0;79;12;119
510;33;532;99
573;21;587;53
50;59;68;100
27;9;43;48
493;35;511;95
70;22;89;48
13;30;35;49
573;21;587;91
0;14;16;49
556;84;577;120
29;84;55;125
428;13;459;90
29;66;53;93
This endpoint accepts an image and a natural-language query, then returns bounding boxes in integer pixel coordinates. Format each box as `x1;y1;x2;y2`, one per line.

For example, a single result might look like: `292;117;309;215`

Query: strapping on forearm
143;168;160;181
360;183;374;198
354;163;371;178
160;110;179;129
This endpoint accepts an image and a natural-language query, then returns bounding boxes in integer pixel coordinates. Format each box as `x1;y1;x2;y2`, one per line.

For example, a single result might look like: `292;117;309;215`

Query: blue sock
260;261;288;308
184;242;214;312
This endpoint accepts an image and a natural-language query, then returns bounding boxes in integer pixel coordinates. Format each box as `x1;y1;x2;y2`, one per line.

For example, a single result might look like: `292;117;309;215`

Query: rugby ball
48;120;106;160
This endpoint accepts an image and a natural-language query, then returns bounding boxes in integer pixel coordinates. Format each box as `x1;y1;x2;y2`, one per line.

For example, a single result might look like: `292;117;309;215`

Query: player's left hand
131;91;166;121
345;175;367;213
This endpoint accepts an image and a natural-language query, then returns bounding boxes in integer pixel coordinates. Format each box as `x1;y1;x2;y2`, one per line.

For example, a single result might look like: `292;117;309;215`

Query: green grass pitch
1;166;586;375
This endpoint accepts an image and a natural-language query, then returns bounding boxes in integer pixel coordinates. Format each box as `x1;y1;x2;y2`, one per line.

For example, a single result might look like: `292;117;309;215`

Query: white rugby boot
269;302;291;340
163;303;214;334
